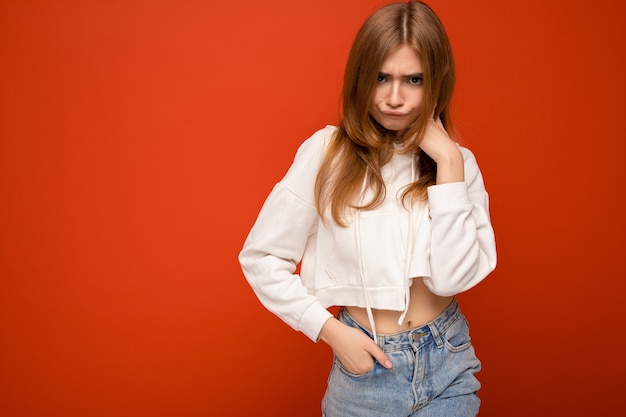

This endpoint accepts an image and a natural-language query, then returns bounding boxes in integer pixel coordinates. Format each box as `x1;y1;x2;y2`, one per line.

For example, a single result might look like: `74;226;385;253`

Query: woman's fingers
365;342;393;369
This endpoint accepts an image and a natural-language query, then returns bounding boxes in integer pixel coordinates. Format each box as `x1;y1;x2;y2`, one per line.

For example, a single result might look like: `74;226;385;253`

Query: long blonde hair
314;1;456;226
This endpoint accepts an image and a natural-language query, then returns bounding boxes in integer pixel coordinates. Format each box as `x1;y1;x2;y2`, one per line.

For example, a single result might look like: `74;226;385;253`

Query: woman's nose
387;83;404;107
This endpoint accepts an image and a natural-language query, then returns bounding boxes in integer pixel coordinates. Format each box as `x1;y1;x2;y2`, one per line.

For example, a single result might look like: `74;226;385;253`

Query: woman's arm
239;128;334;342
419;119;497;295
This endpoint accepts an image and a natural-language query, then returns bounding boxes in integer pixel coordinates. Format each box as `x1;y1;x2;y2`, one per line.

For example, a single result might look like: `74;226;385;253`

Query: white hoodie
239;126;497;342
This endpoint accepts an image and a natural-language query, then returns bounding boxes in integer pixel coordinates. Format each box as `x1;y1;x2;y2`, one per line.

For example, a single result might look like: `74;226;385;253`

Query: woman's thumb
368;344;392;369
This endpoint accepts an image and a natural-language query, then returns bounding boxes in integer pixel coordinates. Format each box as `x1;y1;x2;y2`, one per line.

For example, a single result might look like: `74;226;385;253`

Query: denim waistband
338;298;463;352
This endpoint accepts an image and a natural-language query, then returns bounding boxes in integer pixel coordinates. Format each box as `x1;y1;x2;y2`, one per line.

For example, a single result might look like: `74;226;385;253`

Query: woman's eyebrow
378;71;424;78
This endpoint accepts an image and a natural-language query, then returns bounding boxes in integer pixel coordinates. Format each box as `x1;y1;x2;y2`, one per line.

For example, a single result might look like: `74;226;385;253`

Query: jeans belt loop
428;322;444;348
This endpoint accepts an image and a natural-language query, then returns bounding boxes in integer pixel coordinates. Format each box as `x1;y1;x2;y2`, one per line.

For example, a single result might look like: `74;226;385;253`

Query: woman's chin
380;121;410;132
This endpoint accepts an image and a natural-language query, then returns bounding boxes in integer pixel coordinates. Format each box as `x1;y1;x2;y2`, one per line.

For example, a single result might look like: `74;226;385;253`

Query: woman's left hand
418;118;464;184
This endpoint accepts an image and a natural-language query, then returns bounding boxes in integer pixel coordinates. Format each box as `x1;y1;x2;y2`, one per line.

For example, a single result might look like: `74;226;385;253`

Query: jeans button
413;332;426;341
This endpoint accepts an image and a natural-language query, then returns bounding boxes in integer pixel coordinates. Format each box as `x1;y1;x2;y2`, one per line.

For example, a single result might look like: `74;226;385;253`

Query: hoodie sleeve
423;146;497;296
238;127;334;342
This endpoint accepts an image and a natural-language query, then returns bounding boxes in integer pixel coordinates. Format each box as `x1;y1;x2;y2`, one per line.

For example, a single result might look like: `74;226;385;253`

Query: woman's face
369;44;424;131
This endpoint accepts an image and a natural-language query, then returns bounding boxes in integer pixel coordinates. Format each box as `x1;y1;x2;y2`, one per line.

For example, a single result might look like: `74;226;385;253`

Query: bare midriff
344;278;454;334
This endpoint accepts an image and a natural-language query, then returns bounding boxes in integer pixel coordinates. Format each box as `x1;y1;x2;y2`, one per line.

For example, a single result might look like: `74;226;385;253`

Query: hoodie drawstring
397;155;416;327
355;169;378;339
356;155;416;341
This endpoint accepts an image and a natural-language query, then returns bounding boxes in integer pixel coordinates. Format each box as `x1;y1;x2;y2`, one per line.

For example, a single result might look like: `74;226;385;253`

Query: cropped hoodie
239;125;497;342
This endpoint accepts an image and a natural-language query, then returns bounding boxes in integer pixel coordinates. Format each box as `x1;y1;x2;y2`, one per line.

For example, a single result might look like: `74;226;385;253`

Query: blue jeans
322;299;481;417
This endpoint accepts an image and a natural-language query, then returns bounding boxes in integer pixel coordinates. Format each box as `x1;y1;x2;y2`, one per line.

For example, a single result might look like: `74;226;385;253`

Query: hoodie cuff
427;182;471;213
298;301;334;342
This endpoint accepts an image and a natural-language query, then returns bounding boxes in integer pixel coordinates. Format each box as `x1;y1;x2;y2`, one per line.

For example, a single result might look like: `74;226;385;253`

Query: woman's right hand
319;317;392;375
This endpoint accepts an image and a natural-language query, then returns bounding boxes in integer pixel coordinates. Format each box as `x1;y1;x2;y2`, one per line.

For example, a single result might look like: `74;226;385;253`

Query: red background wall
1;0;625;415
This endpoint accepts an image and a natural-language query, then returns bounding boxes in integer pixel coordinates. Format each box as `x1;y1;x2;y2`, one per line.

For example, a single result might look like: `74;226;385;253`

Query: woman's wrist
319;317;341;346
435;149;464;184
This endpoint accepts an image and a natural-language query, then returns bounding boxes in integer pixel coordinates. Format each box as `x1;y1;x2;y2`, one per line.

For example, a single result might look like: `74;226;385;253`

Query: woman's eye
377;75;386;83
409;77;423;85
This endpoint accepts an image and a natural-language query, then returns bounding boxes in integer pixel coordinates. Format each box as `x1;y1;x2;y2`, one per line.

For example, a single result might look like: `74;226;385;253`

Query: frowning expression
370;44;424;131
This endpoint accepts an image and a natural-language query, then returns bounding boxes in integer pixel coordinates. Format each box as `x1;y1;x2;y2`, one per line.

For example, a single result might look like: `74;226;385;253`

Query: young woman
239;1;496;415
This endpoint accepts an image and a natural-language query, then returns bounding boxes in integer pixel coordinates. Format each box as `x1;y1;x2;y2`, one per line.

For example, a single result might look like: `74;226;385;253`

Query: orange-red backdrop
1;0;625;416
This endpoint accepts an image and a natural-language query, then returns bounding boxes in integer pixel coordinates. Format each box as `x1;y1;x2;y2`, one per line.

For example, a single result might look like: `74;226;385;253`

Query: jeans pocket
333;355;376;378
442;316;473;353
